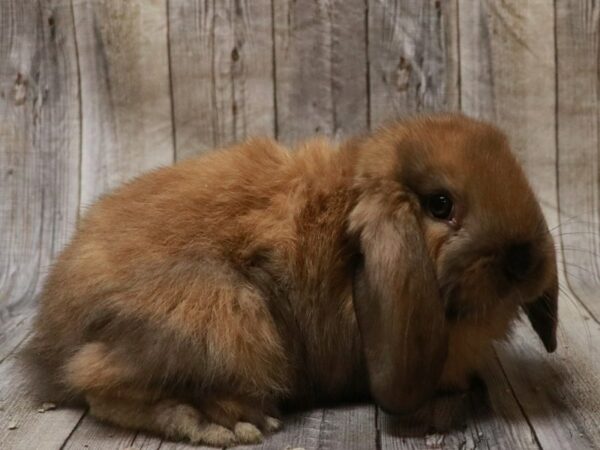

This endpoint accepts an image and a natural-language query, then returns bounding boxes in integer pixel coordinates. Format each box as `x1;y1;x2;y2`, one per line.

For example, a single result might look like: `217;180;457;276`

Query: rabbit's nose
504;242;534;281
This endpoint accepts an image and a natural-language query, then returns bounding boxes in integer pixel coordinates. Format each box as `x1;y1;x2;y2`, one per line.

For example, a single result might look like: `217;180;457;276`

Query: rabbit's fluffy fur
25;114;557;446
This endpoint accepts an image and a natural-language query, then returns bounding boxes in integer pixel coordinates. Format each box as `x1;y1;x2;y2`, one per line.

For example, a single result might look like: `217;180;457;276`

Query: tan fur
24;114;557;445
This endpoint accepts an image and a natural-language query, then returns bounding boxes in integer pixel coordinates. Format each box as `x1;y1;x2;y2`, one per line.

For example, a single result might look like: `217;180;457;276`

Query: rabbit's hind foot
87;394;281;446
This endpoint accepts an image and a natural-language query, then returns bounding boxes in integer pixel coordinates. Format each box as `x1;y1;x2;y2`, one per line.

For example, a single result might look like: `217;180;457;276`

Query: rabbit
23;113;558;446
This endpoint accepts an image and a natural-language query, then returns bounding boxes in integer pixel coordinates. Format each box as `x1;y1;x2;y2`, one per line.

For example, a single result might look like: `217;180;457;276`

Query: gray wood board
72;0;174;206
273;0;368;143
368;0;460;126
555;0;600;320
0;0;81;313
168;0;275;159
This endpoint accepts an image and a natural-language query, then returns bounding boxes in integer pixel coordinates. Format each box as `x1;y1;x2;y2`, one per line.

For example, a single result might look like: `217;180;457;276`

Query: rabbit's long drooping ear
349;190;449;414
523;276;558;352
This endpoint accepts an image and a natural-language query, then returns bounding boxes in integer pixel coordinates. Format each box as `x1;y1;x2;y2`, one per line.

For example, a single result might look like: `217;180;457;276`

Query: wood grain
241;406;376;450
273;0;368;143
0;0;81;358
0;0;81;303
62;412;163;450
168;0;274;159
368;0;460;127
72;0;174;206
555;0;600;318
0;310;31;364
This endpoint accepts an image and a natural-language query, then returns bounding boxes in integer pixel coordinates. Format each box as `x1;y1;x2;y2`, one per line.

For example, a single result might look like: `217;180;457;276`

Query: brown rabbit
24;114;558;446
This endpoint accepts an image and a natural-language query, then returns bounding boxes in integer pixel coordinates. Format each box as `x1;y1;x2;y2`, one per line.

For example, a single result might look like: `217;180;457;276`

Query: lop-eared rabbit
25;114;558;446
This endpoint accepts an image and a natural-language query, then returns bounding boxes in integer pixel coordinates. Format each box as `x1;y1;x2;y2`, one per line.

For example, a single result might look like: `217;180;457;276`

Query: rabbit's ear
523;277;558;352
349;193;449;414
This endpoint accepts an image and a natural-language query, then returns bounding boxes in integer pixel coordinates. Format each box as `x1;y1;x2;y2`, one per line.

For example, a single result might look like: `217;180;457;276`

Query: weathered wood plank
73;0;174;206
555;0;600;319
129;432;164;450
168;0;274;159
0;0;80;315
273;0;368;143
62;412;163;450
0;311;33;364
158;436;226;450
369;0;460;127
243;405;377;450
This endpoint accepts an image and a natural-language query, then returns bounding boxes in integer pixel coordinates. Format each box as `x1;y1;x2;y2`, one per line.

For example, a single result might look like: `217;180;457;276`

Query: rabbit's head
348;114;557;414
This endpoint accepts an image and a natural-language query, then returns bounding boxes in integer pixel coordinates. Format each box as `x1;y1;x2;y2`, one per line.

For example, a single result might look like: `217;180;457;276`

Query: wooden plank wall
1;0;599;449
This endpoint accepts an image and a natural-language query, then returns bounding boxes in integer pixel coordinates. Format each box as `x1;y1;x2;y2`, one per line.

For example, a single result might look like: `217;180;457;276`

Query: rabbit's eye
426;193;454;220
